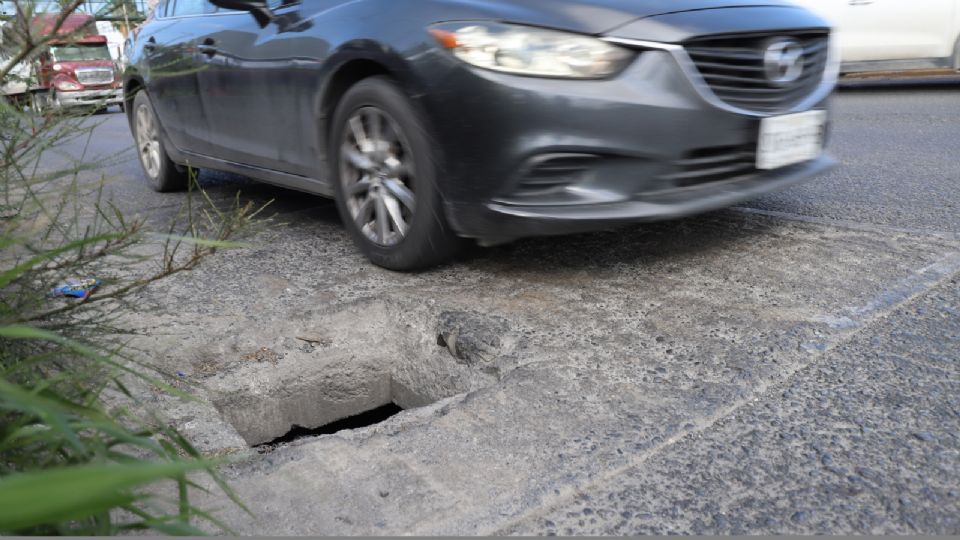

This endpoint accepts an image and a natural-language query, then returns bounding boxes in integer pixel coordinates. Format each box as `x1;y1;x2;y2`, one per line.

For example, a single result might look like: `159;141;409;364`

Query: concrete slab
118;207;960;534
506;278;960;535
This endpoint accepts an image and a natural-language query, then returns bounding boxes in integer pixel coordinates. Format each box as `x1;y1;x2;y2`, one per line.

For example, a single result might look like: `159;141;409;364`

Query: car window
51;43;113;61
267;0;300;10
159;0;174;17
169;0;213;17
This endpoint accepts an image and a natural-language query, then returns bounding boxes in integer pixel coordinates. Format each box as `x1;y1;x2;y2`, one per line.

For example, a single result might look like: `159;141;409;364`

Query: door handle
848;0;874;5
143;37;157;52
198;38;218;58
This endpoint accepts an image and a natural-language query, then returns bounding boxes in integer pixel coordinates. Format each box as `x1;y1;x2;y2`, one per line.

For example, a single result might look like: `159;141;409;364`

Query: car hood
436;0;798;35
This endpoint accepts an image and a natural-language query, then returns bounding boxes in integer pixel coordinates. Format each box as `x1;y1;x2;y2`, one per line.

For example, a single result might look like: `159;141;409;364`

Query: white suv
790;0;960;72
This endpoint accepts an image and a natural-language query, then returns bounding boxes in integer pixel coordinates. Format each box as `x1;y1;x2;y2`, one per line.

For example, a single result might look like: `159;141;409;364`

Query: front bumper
448;155;835;239
56;88;123;108
415;30;836;240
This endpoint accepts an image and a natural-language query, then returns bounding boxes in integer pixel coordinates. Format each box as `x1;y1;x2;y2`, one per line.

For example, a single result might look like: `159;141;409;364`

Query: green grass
1;7;265;529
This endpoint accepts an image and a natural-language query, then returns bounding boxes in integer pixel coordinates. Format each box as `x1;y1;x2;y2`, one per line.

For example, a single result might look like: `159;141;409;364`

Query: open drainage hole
255;403;404;452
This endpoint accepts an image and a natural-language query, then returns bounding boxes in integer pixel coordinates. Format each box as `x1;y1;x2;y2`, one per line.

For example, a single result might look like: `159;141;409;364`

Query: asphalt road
750;77;960;234
45;77;960;535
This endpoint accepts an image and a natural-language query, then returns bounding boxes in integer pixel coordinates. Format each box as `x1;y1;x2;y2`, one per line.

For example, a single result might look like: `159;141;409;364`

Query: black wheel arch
123;75;146;130
315;43;437;173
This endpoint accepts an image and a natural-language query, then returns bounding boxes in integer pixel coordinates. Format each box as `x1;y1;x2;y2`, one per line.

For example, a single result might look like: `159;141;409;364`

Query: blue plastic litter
48;278;101;299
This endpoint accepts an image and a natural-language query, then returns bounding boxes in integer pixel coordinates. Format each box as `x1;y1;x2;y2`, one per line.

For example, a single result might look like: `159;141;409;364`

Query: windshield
50;44;112;62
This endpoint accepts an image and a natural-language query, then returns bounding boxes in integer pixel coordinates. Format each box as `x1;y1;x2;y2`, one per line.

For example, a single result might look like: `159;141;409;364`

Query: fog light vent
513;153;598;196
662;144;756;188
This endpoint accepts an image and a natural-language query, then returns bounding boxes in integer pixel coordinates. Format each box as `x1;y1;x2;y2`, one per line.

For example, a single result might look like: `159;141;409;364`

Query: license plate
756;110;827;170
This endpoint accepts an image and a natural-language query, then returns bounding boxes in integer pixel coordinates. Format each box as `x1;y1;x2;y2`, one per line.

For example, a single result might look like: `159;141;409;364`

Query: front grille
685;31;829;113
75;68;114;86
661;144;757;189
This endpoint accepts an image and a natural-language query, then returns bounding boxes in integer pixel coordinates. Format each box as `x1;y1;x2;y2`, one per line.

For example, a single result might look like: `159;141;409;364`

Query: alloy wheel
340;106;417;247
135;102;162;179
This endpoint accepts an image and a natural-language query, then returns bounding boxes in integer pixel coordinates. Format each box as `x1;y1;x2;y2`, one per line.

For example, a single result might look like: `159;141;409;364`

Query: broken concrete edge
220;391;472;469
166;299;521;447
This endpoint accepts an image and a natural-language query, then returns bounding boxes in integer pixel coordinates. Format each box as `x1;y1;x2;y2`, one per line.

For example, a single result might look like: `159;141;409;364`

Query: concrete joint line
490;249;960;535
732;206;960;242
848;251;960;321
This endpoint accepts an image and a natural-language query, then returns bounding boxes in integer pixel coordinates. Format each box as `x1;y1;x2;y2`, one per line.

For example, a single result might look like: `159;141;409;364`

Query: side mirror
208;0;274;27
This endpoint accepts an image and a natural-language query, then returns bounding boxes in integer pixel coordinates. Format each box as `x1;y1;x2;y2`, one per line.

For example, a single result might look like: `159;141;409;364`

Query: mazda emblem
763;38;805;85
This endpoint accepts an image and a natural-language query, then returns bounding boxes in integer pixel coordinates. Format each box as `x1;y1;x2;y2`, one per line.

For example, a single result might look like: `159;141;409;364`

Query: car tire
132;91;188;193
330;76;463;271
28;91;45;114
29;90;53;113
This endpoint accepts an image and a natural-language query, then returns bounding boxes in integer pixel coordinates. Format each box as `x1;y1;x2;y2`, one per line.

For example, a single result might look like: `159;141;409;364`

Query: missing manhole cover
256;403;404;451
207;301;512;446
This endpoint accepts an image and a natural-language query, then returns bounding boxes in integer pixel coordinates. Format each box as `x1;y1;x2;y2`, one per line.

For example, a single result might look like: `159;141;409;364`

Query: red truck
2;13;123;111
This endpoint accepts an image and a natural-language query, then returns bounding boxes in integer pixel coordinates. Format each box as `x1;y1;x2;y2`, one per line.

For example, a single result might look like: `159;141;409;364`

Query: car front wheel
331;76;463;271
29;90;52;113
132;91;188;192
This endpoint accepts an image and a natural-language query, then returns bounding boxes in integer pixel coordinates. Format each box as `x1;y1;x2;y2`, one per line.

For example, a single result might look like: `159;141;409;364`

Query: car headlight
429;22;635;79
54;79;83;91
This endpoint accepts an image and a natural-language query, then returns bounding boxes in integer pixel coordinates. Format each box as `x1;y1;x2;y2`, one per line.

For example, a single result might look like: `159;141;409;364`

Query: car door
141;0;217;155
196;0;337;176
839;0;956;62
